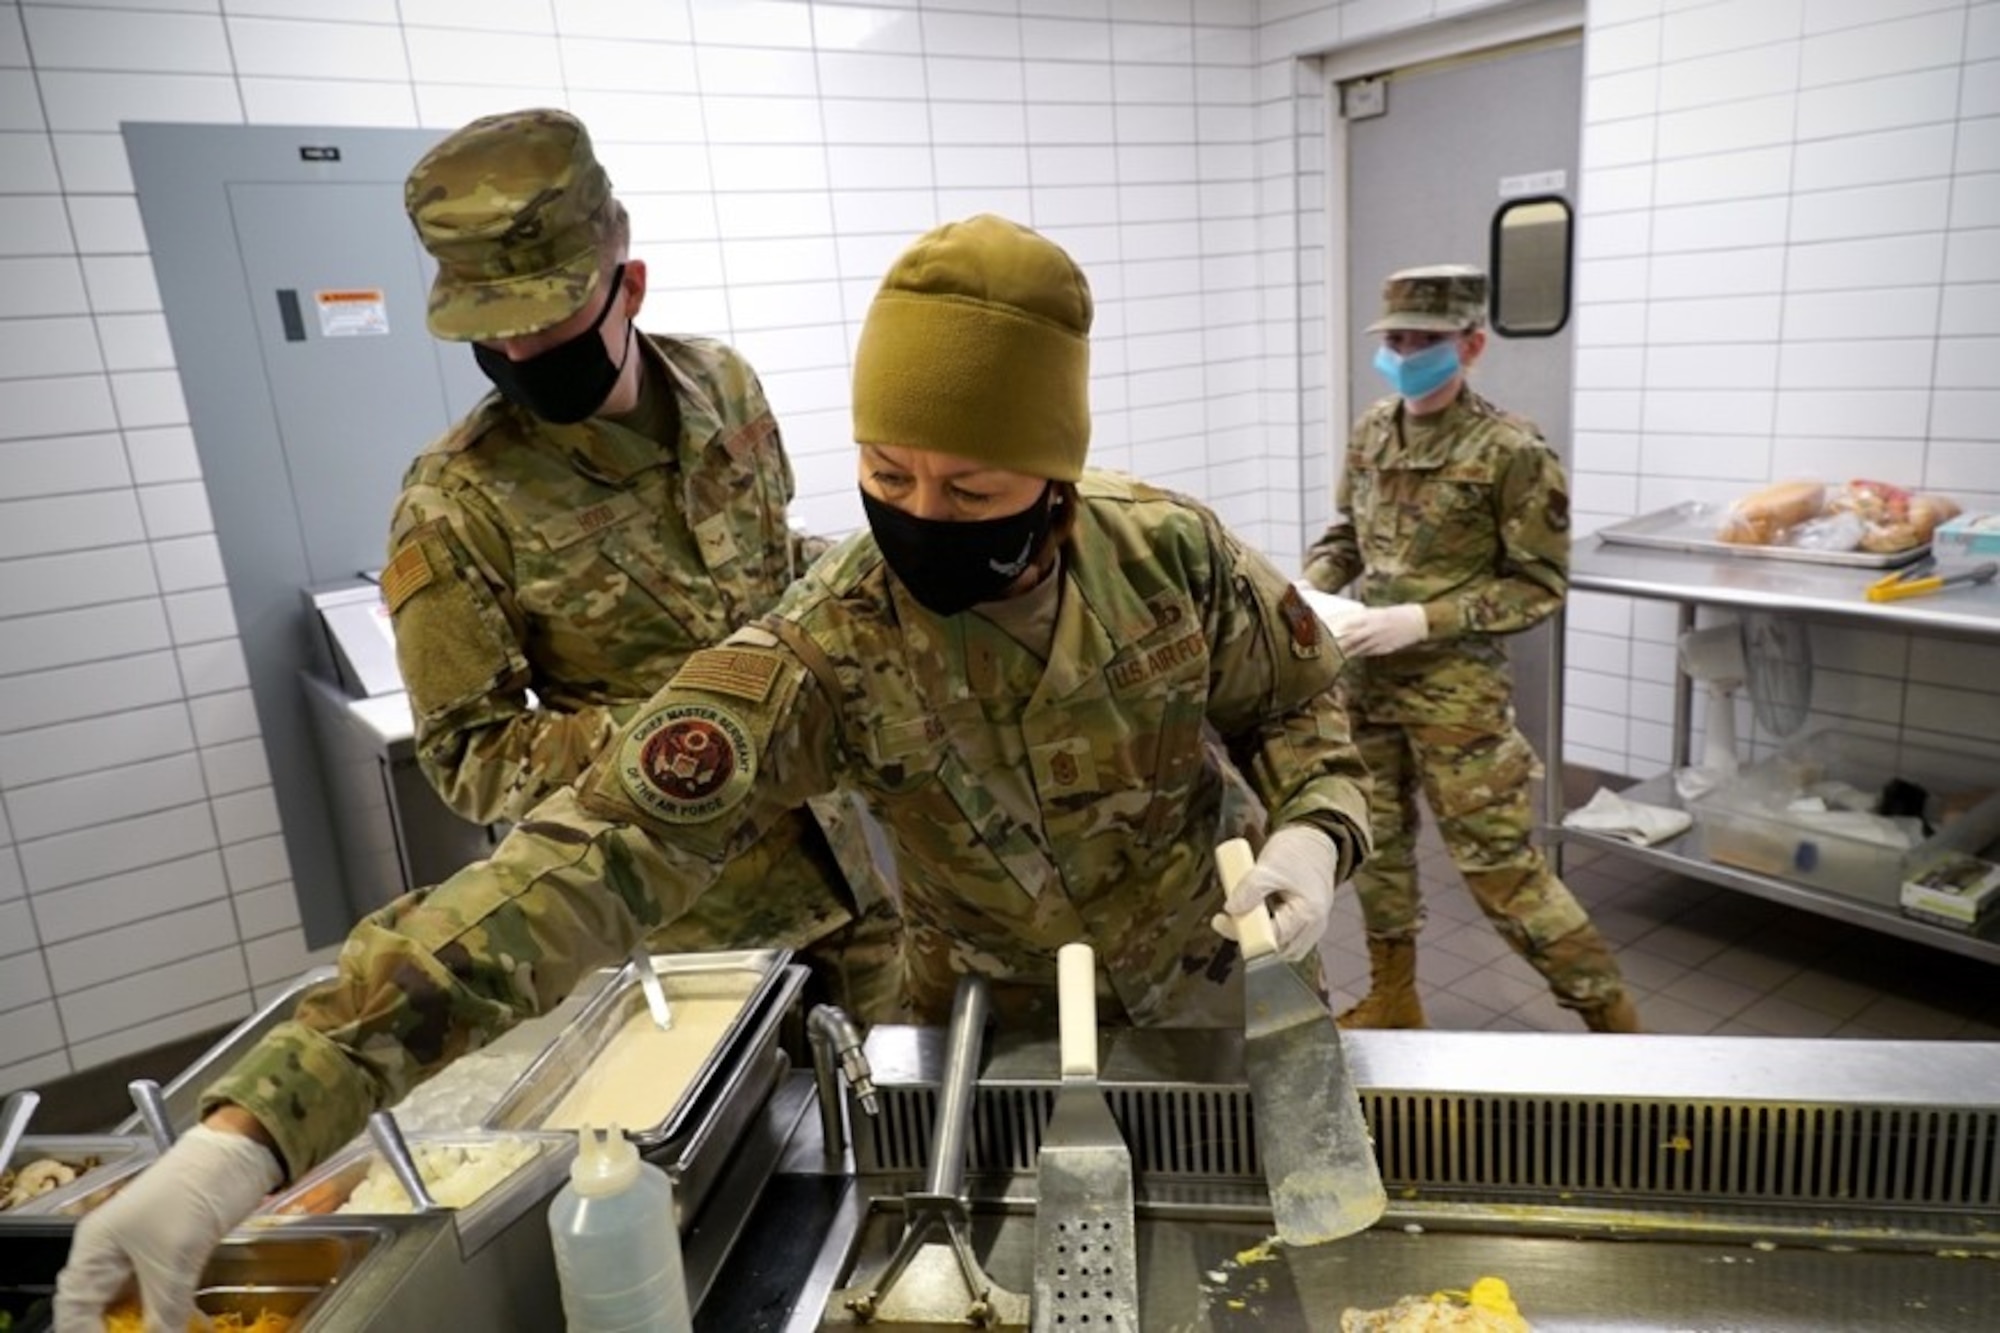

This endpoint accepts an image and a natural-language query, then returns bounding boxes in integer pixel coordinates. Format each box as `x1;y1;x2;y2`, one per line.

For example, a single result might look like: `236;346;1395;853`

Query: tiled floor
1315;818;2000;1040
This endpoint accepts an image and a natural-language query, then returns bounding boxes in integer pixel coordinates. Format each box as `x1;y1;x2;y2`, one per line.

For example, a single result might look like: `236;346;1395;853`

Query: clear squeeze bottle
547;1124;692;1332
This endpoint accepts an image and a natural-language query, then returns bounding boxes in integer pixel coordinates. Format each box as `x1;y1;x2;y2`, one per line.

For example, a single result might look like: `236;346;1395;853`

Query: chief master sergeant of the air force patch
618;702;757;823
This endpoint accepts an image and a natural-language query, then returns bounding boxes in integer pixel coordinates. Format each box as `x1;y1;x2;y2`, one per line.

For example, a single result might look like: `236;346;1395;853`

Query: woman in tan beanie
61;222;1377;1317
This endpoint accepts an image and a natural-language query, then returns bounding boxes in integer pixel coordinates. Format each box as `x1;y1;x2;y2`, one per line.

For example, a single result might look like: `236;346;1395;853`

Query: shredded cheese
104;1307;292;1332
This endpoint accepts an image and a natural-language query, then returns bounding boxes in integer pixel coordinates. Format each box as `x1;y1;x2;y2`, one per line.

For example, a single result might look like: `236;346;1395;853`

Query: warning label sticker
315;289;389;338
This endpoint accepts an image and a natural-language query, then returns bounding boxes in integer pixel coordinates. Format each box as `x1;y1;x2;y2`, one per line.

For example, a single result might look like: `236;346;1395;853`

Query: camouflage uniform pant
1350;717;1620;1009
644;806;909;1023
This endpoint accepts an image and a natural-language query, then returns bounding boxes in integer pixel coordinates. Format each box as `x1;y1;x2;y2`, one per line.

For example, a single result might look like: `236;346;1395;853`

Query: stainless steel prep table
1558;538;2000;965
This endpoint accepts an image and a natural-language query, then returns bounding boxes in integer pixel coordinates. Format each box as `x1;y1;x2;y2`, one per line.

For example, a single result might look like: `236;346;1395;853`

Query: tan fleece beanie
852;214;1092;482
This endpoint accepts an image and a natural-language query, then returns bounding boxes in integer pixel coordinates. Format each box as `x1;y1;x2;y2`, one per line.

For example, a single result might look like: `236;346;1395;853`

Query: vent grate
854;1086;2000;1210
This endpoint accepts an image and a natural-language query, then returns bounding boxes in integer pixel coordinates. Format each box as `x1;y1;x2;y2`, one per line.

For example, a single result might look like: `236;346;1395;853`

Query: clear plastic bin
1689;730;2000;906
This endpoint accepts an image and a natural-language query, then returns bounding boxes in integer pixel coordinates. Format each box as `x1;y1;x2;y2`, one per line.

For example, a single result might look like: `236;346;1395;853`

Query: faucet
806;1004;879;1162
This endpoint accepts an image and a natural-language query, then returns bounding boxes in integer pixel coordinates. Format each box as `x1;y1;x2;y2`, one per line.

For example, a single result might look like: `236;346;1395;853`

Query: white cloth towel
1562;787;1694;847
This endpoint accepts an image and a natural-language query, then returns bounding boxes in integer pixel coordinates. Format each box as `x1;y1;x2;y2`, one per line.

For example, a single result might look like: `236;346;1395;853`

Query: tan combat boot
1580;991;1643;1033
1336;938;1427;1030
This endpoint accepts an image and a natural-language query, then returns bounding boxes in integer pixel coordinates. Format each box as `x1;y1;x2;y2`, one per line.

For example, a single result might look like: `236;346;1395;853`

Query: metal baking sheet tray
481;948;792;1150
1596;501;1931;569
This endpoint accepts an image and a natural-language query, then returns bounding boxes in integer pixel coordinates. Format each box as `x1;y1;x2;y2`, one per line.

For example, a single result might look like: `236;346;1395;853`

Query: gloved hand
1210;825;1339;963
1337;604;1429;657
56;1123;283;1333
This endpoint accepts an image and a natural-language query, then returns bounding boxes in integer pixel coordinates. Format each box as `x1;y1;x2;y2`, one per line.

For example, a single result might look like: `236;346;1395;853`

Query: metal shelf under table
1557;539;2000;963
1562;774;2000;965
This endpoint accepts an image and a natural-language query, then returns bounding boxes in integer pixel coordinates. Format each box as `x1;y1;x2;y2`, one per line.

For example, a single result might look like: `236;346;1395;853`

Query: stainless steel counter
1571;539;2000;641
1560;537;2000;964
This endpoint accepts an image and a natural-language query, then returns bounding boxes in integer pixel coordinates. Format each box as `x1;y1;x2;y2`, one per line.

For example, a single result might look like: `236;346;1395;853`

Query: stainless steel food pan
0;1134;155;1220
0;1221;391;1332
256;1130;571;1257
482;947;792;1149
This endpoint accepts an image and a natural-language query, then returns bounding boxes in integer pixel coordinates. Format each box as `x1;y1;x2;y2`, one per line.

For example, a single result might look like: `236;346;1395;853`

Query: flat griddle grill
811;1027;2000;1330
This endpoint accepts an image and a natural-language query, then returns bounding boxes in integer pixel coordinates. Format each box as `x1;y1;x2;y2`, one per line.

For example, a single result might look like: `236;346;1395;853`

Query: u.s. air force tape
617;702;756;824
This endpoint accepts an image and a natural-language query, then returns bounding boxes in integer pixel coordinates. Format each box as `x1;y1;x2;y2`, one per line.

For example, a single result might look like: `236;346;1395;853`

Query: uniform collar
1357;387;1488;469
540;335;722;484
891;480;1179;711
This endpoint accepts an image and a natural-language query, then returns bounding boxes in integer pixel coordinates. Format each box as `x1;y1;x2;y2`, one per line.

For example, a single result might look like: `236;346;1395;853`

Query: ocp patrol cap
1366;263;1489;333
404;107;616;341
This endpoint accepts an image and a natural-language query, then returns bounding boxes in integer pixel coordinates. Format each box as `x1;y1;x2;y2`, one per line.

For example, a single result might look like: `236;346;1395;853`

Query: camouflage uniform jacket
584;472;1373;1026
205;473;1373;1180
385;333;827;824
1304;388;1571;724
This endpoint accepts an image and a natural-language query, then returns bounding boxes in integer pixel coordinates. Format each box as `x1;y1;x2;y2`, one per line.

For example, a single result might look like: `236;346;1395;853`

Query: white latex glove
1337;604;1430;657
1210;825;1339;963
56;1123;283;1333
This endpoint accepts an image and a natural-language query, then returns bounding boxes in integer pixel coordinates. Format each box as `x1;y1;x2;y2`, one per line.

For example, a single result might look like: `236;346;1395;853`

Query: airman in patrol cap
1306;262;1641;1035
56;221;1377;1332
387;107;903;1021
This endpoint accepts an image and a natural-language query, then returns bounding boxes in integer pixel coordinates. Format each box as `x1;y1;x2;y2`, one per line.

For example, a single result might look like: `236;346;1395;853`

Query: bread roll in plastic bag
1716;480;1825;545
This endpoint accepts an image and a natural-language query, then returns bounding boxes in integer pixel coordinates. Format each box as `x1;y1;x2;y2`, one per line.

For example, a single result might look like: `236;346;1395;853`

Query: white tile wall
1558;0;2000;776
33;853;230;947
1;0;1995;1093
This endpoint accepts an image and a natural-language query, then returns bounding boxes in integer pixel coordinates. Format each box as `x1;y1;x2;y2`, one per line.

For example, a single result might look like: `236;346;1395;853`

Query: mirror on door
1489;195;1572;338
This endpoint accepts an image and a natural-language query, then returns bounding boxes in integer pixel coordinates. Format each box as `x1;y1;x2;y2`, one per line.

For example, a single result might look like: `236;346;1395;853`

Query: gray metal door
1342;35;1583;813
129;125;488;942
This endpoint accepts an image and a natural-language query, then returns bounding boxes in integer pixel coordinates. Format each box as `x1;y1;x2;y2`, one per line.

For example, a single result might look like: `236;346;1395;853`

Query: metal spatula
1218;837;1386;1246
1031;941;1139;1332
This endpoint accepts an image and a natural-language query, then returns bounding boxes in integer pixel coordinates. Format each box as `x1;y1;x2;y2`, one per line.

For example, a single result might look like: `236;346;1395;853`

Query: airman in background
1305;263;1641;1034
390;107;900;1020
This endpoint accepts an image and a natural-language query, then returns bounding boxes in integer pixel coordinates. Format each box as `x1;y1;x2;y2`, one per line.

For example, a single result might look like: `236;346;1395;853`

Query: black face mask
862;482;1057;618
472;263;633;424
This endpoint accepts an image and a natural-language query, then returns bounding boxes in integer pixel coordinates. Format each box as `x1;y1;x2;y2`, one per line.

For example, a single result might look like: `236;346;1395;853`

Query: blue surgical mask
1373;340;1461;400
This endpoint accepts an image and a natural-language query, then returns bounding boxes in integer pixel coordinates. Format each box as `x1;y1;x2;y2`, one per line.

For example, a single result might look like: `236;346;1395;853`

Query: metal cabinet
301;580;498;915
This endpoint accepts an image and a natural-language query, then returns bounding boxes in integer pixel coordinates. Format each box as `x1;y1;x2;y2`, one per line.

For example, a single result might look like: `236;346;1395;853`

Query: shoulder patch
1143;593;1189;632
669;646;784;703
1278;585;1323;659
380;541;434;613
618;702;757;824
